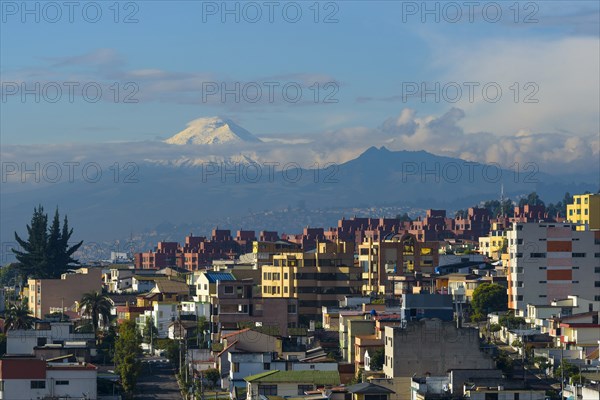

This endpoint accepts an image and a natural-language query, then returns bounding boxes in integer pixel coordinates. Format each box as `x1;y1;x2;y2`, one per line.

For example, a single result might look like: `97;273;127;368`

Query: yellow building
478;229;507;260
252;240;300;266
358;234;439;296
567;193;600;230
261;241;361;324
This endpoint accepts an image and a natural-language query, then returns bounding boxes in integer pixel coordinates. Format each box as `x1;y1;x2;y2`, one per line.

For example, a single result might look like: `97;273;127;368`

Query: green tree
369;348;385;371
203;368;220;389
114;320;142;398
142;316;158;345
554;360;582;383
13;206;82;279
534;356;550;377
489;323;501;342
518;192;544;208
4;303;35;332
395;213;412;223
79;291;112;338
194;316;208;348
499;311;526;329
471;283;508;320
495;351;514;377
13;206;48;279
0;263;21;287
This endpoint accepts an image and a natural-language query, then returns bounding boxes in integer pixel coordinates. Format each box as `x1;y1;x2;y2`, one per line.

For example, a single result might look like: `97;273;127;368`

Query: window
514;394;520;400
258;385;277;396
298;385;313;395
284;272;288;279
538;266;547;270
517;239;523;244
288;304;297;314
264;363;271;370
284;287;288;293
572;253;586;258
538;281;546;284
37;337;47;347
530;253;546;258
484;393;498;400
31;381;46;389
224;286;233;294
232;362;239;373
595;282;600;287
55;380;69;385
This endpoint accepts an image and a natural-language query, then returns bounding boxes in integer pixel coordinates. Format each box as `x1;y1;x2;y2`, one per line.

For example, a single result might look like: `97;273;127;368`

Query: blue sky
1;1;599;147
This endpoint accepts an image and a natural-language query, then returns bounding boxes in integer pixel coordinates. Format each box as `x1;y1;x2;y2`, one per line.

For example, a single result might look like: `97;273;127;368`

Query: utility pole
561;343;564;400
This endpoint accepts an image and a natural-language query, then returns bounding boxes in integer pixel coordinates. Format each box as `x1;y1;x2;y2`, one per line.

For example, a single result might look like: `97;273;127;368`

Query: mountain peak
164;117;262;145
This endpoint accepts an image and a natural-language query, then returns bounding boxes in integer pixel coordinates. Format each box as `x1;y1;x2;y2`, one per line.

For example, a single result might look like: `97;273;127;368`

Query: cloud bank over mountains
2;108;597;182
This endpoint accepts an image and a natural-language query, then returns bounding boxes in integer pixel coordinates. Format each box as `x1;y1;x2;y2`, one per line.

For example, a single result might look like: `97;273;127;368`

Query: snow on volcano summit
164;117;262;145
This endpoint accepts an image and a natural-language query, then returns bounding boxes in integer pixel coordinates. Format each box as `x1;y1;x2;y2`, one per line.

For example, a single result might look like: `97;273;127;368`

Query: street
135;358;183;400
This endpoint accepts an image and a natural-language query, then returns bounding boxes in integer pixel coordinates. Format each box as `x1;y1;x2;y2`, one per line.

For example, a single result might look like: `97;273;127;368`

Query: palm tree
79;291;112;337
4;303;35;332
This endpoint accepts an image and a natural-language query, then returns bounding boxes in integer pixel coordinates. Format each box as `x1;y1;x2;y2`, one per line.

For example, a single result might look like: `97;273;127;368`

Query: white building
6;322;95;356
507;222;600;316
137;302;179;338
0;357;97;400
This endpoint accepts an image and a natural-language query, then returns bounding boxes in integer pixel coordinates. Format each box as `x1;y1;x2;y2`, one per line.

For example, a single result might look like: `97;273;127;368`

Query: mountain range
1;117;597;253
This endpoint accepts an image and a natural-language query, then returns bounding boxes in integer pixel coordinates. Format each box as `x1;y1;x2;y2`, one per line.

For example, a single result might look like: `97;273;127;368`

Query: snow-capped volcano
164;117;262;145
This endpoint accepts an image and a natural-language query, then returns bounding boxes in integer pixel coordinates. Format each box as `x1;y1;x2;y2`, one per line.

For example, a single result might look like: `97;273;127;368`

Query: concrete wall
383;320;495;400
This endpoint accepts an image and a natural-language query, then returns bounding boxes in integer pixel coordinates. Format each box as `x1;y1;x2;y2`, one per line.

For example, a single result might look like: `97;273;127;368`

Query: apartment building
135;230;262;270
261;241;361;324
567;193;600;230
0;356;97;400
6;322;95;356
507;222;600;315
478;224;508;259
358;233;439;295
383;320;494;400
27;268;103;319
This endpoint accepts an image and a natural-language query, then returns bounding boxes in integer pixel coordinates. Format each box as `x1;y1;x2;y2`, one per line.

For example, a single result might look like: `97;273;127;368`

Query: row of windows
514;252;588;258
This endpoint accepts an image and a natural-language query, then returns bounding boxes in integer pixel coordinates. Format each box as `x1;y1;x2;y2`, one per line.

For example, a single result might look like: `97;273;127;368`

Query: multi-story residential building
135;230;264;270
383;320;494;399
102;266;157;293
251;240;300;267
0;356;97;400
6;322;96;356
187;271;298;338
567;193;600;230
27;268;103;319
506;222;600;315
261;241;361;324
478;224;508;259
358;234;439;295
410;370;546;400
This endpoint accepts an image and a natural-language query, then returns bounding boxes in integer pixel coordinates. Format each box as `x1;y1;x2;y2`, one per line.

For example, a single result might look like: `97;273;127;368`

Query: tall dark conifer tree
13;206;83;279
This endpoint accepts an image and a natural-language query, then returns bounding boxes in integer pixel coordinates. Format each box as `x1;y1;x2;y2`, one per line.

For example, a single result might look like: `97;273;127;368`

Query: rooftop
205;272;236;283
245;370;340;385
